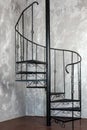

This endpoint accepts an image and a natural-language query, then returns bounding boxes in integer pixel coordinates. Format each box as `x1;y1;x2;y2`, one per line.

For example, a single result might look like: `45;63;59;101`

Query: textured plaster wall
0;0;27;122
0;0;87;121
26;0;87;118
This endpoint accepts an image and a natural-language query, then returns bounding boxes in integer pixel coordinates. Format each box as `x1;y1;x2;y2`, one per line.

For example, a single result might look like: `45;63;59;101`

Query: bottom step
51;116;81;123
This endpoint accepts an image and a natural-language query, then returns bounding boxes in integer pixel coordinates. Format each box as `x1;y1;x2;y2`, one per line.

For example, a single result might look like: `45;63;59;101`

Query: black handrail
15;1;39;28
15;29;46;48
15;28;82;73
15;0;82;71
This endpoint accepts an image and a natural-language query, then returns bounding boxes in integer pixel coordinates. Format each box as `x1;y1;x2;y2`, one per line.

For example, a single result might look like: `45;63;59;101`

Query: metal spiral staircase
15;1;82;129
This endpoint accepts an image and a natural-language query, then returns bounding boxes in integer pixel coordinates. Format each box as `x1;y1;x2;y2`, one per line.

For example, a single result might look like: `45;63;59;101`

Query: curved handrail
50;48;82;73
15;1;82;74
16;29;46;48
15;1;39;28
16;28;82;73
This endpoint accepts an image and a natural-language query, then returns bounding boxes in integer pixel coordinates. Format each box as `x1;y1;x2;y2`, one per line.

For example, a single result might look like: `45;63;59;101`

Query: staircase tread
16;79;46;82
51;116;81;123
26;86;47;88
16;71;46;74
51;107;80;111
16;60;46;64
50;92;64;95
51;99;80;103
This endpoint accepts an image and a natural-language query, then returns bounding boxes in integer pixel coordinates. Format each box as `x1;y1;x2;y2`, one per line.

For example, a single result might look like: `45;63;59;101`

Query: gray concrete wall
0;0;27;122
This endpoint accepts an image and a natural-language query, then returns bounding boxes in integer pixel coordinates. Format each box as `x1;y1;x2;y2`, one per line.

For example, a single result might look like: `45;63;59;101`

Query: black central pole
45;0;51;126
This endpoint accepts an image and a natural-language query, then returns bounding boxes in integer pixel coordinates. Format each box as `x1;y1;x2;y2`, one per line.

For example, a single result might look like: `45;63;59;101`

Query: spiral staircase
15;1;82;128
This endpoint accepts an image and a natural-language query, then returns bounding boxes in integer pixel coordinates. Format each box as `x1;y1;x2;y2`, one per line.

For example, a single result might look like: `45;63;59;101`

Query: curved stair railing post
54;50;56;93
63;50;65;96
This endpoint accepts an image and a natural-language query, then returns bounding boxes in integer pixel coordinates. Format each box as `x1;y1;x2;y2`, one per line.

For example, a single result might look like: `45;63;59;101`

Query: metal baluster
31;5;34;60
77;55;81;126
77;55;80;100
44;48;46;87
71;52;74;130
79;61;82;127
36;45;37;87
16;24;20;79
79;62;81;113
17;24;19;62
15;26;17;79
26;40;28;80
20;35;22;80
22;13;24;61
63;51;65;95
54;50;56;93
77;57;81;109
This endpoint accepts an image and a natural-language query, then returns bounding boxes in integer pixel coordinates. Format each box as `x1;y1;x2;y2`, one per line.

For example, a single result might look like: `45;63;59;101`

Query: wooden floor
0;116;86;130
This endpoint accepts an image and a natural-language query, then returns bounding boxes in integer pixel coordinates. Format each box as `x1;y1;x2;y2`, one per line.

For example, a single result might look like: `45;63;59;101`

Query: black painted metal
16;71;46;74
63;51;65;95
51;107;80;111
22;13;24;61
51;99;80;103
54;50;56;93
51;116;81;123
45;0;51;126
80;62;82;118
15;1;82;129
16;60;46;64
31;5;34;60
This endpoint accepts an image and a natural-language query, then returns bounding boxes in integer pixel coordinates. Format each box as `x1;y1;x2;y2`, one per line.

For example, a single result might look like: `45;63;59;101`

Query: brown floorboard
0;116;86;130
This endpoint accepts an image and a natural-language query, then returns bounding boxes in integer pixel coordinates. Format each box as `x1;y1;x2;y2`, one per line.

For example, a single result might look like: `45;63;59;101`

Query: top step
16;60;46;64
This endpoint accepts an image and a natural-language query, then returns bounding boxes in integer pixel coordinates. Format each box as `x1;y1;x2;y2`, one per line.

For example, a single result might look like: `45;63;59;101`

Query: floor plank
0;116;86;130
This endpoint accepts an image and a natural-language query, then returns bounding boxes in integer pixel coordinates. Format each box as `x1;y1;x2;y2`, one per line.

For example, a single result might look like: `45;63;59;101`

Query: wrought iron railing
15;1;82;127
15;0;82;99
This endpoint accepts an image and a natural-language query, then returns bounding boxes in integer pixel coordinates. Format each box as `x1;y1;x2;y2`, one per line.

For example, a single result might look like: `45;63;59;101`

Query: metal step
16;60;46;64
26;86;47;89
16;71;46;74
15;79;46;82
51;116;81;123
51;107;80;111
50;92;64;96
51;99;80;103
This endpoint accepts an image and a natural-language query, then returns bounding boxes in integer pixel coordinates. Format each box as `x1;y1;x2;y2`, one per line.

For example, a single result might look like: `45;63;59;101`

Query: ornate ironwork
15;1;82;130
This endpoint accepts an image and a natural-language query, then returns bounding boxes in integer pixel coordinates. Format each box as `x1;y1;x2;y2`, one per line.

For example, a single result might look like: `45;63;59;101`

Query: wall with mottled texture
0;0;27;122
26;0;87;118
0;0;87;121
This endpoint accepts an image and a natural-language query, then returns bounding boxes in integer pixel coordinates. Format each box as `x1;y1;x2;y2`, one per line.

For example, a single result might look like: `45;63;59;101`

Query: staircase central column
45;0;51;126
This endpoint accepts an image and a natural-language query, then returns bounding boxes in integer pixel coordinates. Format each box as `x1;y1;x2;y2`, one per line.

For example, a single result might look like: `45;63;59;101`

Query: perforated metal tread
50;92;64;95
16;71;46;74
51;116;81;123
51;107;80;111
15;79;46;82
26;86;47;88
16;60;46;64
51;99;80;103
